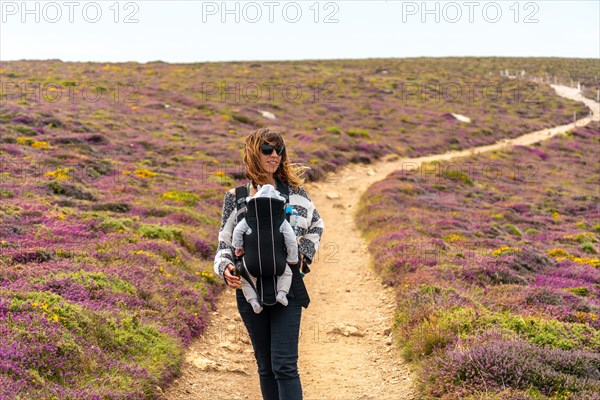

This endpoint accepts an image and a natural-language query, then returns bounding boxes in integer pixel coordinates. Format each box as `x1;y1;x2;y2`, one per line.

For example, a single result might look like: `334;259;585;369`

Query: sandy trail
164;84;599;400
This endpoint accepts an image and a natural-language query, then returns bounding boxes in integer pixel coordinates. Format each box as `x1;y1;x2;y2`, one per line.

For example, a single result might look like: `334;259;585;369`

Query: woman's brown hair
243;127;308;190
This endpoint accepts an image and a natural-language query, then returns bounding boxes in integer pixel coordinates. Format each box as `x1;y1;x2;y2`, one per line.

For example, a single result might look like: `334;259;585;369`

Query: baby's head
247;184;285;202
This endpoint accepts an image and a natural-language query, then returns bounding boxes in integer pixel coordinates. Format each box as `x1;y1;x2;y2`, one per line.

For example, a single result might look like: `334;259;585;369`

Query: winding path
164;84;599;400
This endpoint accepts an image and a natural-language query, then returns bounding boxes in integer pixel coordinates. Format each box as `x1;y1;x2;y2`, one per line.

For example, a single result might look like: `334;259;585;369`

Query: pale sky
1;0;598;62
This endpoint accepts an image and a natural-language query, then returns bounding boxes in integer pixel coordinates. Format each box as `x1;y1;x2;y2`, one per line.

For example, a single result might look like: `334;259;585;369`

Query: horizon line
2;55;599;65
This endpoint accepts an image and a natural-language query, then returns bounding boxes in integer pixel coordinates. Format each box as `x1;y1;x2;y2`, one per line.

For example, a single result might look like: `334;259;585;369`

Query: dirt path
164;84;598;400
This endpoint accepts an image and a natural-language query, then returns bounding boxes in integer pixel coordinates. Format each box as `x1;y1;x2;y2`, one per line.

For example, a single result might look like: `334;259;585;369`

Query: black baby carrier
234;179;310;308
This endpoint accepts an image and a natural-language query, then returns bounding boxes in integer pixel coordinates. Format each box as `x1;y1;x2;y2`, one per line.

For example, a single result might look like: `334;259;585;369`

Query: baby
232;184;298;313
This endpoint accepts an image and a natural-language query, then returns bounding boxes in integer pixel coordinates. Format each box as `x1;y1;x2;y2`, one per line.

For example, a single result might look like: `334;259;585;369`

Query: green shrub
503;224;522;236
469;128;493;136
346;128;370;138
99;217;135;233
444;170;472;185
399;306;480;361
48;181;95;201
417;284;443;295
580;242;597;254
0;189;14;198
138;223;182;241
91;202;131;213
565;232;597;243
488;313;600;351
8;125;37;136
566;287;589;297
44;270;138;295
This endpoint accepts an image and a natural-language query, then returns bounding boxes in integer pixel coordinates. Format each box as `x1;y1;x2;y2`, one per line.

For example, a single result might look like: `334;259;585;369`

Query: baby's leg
241;275;263;314
276;265;294;306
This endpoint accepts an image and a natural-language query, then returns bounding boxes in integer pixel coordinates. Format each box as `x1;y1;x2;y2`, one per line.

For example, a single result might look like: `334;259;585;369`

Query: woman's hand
224;263;241;289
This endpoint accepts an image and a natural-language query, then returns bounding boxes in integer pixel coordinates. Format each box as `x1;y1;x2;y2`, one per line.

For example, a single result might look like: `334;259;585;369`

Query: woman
213;127;325;400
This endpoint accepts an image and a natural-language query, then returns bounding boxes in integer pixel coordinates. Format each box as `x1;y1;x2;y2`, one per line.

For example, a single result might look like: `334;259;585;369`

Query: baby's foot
276;291;288;306
249;299;263;314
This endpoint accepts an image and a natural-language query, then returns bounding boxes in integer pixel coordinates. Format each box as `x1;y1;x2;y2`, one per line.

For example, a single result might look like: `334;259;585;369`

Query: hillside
0;58;597;398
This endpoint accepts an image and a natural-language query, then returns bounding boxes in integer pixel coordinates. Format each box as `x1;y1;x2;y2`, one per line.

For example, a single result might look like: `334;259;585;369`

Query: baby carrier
234;179;310;308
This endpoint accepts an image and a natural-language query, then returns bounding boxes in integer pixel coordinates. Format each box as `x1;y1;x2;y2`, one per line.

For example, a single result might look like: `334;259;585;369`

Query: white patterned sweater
213;183;325;283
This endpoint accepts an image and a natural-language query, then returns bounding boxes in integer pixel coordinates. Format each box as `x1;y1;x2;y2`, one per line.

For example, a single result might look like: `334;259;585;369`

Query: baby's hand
235;248;244;257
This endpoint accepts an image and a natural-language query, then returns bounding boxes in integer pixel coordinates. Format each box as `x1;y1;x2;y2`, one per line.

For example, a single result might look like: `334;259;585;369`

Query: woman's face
259;141;284;175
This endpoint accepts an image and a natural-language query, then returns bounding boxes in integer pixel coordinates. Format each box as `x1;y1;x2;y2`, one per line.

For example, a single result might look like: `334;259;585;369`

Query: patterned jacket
213;182;324;282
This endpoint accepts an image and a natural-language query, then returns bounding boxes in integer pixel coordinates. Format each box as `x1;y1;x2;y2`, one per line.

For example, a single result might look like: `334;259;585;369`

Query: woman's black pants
236;289;303;400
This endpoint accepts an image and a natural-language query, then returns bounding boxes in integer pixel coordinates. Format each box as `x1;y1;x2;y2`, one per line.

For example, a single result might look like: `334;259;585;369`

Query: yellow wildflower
31;141;50;150
45;167;72;180
134;169;157;178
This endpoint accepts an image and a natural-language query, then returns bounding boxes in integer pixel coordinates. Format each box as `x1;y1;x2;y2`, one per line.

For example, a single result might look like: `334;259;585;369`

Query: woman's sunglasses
260;144;286;156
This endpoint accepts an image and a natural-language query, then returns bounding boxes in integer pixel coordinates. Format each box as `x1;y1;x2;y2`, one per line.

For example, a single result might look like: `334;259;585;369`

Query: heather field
0;58;596;398
357;125;600;399
0;58;593;174
496;58;599;101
